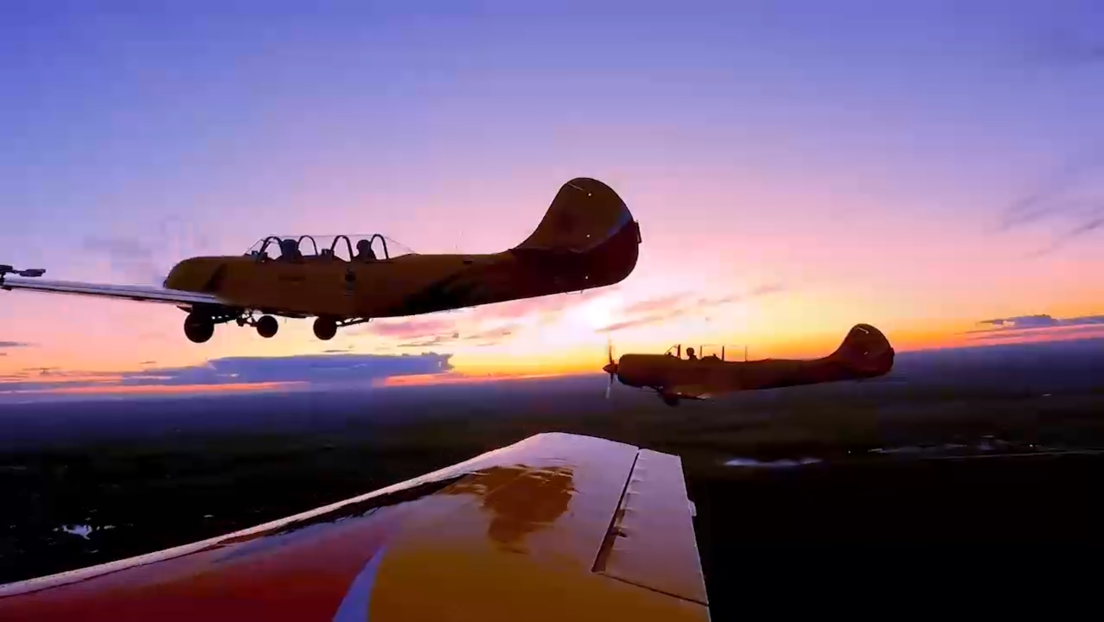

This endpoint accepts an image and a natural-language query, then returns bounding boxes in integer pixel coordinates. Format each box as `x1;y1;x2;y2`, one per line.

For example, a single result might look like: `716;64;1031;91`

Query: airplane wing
1;272;224;308
0;432;710;622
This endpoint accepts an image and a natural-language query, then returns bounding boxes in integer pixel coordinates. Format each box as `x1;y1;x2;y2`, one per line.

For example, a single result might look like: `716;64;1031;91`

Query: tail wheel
183;312;214;343
256;315;279;339
313;316;337;341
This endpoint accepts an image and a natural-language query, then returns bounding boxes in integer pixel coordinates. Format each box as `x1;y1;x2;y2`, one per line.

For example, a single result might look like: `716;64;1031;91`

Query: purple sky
1;1;1103;391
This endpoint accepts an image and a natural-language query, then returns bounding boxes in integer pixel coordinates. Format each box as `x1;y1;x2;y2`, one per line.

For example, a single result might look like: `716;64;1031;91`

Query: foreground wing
0;432;710;622
1;276;223;308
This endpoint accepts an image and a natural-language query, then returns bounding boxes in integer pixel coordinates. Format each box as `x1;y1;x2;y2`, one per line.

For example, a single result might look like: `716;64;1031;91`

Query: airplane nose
602;363;618;375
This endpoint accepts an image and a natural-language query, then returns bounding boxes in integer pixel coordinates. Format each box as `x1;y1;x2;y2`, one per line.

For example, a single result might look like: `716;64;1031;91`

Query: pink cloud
965;313;1104;343
364;317;460;339
598;283;785;333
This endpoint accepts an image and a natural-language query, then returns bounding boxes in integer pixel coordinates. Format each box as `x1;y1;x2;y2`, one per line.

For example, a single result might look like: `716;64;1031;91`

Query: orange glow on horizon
378;370;590;388
0;381;305;397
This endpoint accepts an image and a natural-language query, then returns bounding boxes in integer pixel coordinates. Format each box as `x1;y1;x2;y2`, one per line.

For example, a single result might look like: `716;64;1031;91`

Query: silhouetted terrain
3;339;1104;615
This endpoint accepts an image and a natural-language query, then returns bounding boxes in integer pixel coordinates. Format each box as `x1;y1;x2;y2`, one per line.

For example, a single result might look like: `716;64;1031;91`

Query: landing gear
184;312;214;343
313;316;338;341
255;315;278;338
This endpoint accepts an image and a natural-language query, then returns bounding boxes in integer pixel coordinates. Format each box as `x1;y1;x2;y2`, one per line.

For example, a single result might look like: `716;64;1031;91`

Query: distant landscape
4;338;1104;614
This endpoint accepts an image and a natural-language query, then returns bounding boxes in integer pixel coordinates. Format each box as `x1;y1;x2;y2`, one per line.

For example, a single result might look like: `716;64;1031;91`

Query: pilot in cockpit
355;239;377;262
280;238;302;260
686;347;698;361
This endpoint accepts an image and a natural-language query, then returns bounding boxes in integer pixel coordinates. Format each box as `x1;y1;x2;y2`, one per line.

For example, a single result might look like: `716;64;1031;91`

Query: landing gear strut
313;316;338;341
183;310;368;342
255;315;278;338
184;312;215;344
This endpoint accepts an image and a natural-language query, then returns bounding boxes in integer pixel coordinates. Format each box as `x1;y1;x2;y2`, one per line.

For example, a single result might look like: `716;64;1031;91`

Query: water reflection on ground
724;437;1101;469
723;457;822;469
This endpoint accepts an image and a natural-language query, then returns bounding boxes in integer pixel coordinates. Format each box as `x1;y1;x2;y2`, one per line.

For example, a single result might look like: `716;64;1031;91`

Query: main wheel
183;312;214;343
313;316;337;341
256;315;278;338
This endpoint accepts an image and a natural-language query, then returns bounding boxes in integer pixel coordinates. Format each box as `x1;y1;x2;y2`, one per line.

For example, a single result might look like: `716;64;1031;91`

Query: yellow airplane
603;323;895;406
0;178;640;343
0;432;711;621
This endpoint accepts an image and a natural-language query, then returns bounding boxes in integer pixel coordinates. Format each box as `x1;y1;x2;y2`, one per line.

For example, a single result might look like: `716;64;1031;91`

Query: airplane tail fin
514;178;638;253
828;324;895;377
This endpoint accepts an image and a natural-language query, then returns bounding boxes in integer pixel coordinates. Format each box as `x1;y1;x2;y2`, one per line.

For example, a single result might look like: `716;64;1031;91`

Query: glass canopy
246;235;417;262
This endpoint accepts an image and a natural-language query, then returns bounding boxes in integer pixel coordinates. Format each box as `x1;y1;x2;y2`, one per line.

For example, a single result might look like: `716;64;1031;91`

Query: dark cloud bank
967;314;1104;342
0;353;453;394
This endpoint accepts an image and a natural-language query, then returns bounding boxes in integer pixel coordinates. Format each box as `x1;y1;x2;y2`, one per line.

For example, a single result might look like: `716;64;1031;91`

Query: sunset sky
2;2;1103;395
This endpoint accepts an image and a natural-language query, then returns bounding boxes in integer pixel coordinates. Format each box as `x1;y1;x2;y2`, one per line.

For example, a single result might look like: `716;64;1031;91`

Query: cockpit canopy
246;235;417;262
664;344;745;362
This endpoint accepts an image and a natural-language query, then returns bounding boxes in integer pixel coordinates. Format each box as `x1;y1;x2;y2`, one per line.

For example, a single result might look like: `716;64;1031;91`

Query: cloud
976;314;1058;329
464;325;516;341
82;236;166;285
469;295;573;320
460;324;520;347
361;288;621;350
980;314;1104;330
394;323;523;349
1030;209;1104;256
696;283;786;307
966;324;1104;343
596;311;682;334
597;283;785;333
0;341;31;348
995;145;1104;254
466;287;618;326
966;314;1104;342
365;318;459;339
596;291;696;333
0;353;453;395
621;293;685;316
396;332;461;349
998;151;1103;229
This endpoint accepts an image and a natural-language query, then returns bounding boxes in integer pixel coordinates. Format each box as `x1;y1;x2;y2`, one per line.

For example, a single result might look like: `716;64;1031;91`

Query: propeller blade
602;338;617;400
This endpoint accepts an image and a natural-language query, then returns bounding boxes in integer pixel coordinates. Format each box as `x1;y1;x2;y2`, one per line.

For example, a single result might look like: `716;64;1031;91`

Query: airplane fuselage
164;220;640;320
606;324;895;403
1;177;641;343
614;353;889;394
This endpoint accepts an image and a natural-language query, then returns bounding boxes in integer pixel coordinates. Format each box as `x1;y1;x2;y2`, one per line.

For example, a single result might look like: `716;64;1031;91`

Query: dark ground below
4;340;1104;616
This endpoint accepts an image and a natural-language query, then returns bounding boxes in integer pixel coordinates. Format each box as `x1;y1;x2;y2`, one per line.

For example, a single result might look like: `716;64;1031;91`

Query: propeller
602;339;618;399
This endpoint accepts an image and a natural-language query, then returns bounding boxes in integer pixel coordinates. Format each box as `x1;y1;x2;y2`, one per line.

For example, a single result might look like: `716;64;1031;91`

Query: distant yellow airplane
603;324;895;406
1;178;640;343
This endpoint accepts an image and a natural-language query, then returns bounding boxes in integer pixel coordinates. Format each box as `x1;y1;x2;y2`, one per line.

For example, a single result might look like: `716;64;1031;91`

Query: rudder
829;323;895;376
515;178;636;253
